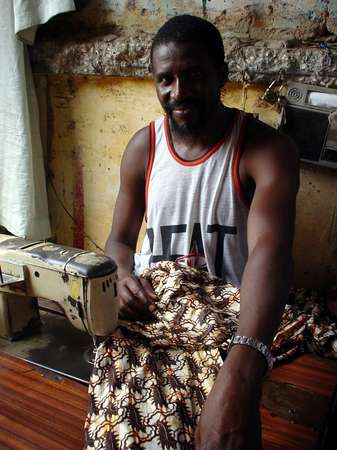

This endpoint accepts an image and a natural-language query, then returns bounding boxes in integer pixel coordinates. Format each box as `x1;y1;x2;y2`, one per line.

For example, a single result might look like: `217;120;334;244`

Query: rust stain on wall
44;75;162;251
33;0;335;40
30;0;337;86
73;148;85;249
39;74;337;288
31;1;337;288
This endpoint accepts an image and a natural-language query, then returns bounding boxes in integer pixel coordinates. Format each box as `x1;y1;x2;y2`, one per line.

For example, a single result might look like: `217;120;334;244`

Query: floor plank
0;352;87;450
271;354;337;397
0;351;336;449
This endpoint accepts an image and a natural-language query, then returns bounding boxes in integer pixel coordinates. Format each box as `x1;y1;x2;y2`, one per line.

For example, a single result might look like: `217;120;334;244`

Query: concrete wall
40;75;161;250
34;74;337;289
32;1;337;85
39;0;337;39
32;1;337;288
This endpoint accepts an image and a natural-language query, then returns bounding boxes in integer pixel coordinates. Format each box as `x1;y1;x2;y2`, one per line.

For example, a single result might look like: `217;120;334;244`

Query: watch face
229;335;273;373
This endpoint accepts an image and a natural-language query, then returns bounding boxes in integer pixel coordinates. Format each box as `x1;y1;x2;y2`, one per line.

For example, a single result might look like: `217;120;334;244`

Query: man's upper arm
107;126;150;250
245;126;300;255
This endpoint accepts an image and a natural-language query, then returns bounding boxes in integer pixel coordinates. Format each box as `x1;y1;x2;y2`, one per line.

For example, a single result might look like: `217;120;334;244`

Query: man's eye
159;76;171;84
190;71;203;79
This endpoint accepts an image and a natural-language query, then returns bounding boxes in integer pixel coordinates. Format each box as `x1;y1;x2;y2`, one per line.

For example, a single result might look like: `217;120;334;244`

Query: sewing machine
0;234;119;340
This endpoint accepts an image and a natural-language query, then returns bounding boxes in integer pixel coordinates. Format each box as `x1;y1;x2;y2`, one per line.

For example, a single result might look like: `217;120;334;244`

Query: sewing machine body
0;234;119;339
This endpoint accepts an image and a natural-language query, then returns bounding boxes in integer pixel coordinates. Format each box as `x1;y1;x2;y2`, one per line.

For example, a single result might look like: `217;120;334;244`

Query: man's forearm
105;239;135;279
225;239;293;379
239;239;292;344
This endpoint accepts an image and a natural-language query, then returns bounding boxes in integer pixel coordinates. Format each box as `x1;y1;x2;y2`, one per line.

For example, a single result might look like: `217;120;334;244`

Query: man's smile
172;107;192;117
166;100;202;120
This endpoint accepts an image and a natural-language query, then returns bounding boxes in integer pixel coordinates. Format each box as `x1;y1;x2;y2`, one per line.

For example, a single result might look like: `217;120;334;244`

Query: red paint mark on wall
73;152;85;249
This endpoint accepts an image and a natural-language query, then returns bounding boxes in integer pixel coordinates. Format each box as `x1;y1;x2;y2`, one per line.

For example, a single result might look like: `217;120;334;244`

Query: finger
139;278;157;312
119;302;140;321
119;288;148;315
119;283;156;318
124;277;149;305
117;284;136;304
119;291;146;317
118;301;133;319
118;279;148;308
140;277;157;299
119;299;153;321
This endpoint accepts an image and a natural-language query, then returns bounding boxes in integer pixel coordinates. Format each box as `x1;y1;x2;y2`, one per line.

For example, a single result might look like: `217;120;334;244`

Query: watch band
228;335;274;373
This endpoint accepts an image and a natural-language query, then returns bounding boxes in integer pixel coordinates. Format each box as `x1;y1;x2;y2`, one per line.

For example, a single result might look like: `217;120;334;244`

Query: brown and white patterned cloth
84;262;337;450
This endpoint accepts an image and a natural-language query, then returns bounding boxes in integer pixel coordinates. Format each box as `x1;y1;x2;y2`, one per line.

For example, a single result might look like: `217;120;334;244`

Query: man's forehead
152;41;209;69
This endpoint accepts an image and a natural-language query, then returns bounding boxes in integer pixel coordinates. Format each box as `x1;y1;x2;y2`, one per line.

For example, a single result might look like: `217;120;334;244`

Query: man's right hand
117;273;157;321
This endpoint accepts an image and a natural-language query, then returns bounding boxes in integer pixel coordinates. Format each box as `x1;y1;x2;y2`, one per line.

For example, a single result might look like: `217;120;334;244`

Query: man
105;15;299;450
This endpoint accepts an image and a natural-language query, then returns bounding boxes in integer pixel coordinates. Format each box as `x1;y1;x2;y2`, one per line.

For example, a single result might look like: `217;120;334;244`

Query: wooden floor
0;352;87;450
0;351;336;450
261;355;337;450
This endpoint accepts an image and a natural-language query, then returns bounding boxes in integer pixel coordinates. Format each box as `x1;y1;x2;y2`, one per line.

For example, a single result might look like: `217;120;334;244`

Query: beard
165;94;221;137
165;99;207;137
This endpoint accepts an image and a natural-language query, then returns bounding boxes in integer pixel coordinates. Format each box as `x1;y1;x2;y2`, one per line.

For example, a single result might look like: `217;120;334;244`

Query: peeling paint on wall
31;0;337;85
31;1;337;288
44;75;162;251
38;74;337;288
35;0;336;39
202;0;207;17
30;35;337;87
73;148;85;249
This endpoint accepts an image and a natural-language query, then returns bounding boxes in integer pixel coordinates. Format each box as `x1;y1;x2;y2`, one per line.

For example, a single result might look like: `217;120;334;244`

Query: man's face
151;41;225;136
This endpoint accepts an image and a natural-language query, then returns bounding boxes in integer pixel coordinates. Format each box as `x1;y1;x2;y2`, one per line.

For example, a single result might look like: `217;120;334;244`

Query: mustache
165;99;202;113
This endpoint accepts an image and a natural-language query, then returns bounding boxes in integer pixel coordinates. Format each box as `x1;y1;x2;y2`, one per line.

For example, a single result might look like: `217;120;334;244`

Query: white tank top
134;110;251;287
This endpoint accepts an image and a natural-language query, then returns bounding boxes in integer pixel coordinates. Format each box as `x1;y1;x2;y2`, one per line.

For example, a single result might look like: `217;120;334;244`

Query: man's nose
171;77;189;102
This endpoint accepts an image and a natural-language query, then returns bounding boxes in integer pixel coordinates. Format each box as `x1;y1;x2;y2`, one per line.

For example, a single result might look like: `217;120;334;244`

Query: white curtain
0;0;75;239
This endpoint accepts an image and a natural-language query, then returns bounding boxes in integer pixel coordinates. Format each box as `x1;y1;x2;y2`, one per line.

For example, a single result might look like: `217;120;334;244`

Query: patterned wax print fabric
272;288;337;362
85;262;240;449
84;262;337;450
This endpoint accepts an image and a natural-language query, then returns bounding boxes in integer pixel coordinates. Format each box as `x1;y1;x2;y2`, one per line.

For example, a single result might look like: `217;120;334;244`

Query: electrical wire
47;173;104;252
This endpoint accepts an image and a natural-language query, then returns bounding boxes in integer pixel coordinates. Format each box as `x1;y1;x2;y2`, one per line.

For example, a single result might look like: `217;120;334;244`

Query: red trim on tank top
164;113;237;167
233;113;252;208
145;121;156;222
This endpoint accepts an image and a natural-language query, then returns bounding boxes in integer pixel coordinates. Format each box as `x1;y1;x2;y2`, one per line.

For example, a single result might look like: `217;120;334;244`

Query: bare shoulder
245;116;297;156
120;125;151;181
243;116;299;186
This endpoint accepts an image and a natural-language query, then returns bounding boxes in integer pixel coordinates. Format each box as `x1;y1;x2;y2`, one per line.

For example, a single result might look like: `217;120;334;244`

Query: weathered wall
31;1;337;288
35;75;337;289
37;0;337;38
40;75;162;250
31;0;337;86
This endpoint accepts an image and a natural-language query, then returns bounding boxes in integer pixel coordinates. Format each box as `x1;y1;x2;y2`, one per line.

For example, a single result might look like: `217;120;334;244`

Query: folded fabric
272;288;337;362
84;261;337;449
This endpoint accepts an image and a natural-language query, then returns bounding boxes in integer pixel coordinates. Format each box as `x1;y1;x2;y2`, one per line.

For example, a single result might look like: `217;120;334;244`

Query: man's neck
168;104;233;160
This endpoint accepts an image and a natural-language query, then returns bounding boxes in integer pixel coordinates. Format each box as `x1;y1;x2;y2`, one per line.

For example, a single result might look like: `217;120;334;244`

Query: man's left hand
195;367;262;450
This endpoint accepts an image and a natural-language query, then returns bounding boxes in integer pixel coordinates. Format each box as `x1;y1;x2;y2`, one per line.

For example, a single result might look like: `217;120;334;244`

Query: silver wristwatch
228;335;274;373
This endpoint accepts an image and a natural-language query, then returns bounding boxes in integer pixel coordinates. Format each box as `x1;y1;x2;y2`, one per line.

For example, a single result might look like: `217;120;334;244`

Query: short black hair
151;14;225;70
